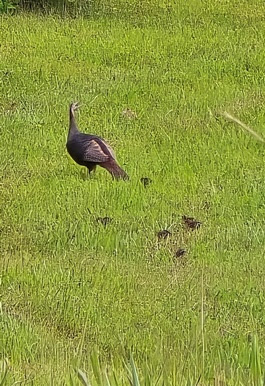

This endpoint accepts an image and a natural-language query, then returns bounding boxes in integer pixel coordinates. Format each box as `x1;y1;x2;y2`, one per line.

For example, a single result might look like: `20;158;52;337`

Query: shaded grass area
0;1;265;384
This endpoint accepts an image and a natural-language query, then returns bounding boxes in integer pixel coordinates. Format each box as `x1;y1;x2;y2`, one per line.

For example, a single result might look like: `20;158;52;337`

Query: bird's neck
68;108;79;139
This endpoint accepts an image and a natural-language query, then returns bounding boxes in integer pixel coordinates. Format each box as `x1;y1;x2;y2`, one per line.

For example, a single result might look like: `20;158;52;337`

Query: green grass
0;1;265;384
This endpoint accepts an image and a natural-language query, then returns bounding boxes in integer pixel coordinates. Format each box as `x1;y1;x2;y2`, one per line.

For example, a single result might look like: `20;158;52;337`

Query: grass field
1;1;265;384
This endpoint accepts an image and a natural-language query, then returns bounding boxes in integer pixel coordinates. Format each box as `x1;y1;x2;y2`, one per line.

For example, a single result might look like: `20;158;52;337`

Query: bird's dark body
66;103;128;180
66;134;109;171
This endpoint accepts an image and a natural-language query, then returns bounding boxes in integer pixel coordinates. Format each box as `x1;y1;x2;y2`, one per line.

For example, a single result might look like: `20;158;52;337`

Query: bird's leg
81;168;87;180
87;165;96;178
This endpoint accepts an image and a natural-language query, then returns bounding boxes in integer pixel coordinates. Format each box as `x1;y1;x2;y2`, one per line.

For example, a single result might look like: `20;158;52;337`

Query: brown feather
100;159;129;180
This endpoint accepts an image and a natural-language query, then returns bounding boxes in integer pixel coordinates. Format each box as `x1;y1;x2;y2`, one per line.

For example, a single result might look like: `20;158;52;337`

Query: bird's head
70;102;81;112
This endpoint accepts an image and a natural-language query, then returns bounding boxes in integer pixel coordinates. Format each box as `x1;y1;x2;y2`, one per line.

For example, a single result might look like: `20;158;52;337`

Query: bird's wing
83;139;110;163
103;141;116;160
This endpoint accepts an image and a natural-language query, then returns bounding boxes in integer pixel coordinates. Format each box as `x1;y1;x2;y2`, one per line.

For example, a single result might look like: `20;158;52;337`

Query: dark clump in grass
175;248;186;258
182;215;202;231
157;229;171;240
140;177;152;187
96;217;113;226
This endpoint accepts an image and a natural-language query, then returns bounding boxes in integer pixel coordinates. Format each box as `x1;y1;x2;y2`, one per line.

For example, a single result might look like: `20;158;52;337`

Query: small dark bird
175;248;186;258
157;229;172;240
140;177;152;187
66;102;129;180
96;217;112;226
182;215;201;230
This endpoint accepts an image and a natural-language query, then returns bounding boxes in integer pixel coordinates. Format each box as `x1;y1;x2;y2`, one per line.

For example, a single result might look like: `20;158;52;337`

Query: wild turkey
66;102;129;180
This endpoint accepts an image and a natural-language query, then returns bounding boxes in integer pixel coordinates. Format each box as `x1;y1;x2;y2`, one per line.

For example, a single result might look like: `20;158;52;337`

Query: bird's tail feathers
102;160;129;180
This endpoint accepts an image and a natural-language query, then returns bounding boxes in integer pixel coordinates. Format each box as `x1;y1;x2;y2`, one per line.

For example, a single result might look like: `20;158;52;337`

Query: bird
66;102;129;180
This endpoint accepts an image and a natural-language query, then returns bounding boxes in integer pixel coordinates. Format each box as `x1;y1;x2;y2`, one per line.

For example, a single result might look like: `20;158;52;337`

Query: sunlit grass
0;2;265;384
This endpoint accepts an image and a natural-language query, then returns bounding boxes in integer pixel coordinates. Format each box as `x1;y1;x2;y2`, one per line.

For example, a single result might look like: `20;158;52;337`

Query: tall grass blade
201;269;205;383
104;370;111;386
0;359;8;386
77;369;90;386
130;355;140;386
223;111;265;143
250;335;262;386
90;351;102;385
